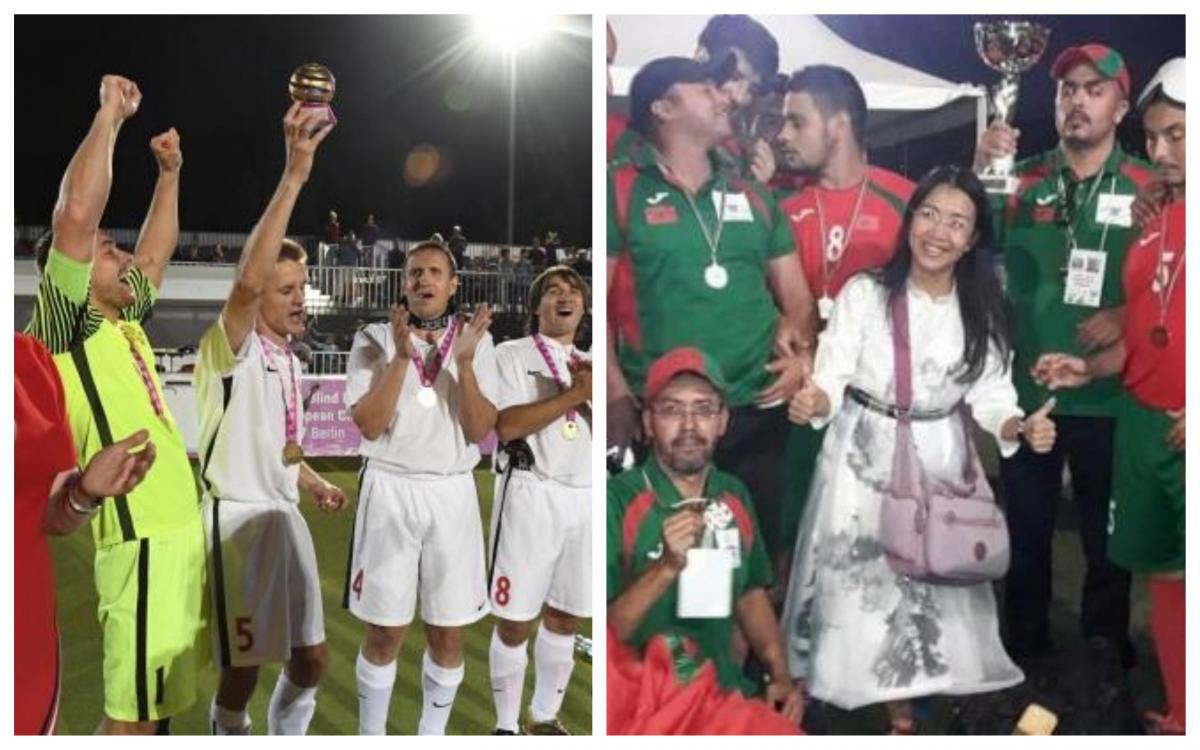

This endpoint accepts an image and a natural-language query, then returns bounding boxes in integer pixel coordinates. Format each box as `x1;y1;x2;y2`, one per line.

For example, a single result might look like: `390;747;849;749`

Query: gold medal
283;441;304;465
562;420;579;441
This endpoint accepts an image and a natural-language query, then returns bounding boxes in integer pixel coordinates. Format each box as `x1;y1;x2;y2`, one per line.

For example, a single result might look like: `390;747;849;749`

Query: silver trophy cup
974;21;1051;194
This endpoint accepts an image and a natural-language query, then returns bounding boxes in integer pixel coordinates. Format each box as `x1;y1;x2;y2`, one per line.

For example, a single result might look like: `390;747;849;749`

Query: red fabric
1122;201;1185;409
780;166;915;300
608;111;629;160
1149;578;1186;730
13;332;76;735
607;628;802;735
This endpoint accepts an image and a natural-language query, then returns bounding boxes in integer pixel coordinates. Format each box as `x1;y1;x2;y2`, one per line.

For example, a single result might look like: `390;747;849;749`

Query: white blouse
811;274;1023;457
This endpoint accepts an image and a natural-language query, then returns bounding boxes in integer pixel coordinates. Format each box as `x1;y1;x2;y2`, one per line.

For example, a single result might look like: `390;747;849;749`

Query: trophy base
980;173;1020;196
298;103;337;133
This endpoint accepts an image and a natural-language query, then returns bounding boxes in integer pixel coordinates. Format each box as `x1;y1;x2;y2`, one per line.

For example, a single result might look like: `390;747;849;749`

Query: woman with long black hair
779;165;1057;732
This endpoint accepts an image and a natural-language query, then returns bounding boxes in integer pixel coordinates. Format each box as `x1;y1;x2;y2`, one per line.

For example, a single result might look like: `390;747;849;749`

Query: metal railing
15;225;579;268
305;266;534;314
306;350;351;375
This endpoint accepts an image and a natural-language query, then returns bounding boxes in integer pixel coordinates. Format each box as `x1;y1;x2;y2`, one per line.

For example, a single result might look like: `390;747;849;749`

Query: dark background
819;15;1185;175
14;15;592;245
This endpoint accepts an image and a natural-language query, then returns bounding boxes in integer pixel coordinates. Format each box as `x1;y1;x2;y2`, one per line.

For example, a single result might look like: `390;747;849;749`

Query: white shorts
488;470;592;620
345;464;489;627
203;497;325;668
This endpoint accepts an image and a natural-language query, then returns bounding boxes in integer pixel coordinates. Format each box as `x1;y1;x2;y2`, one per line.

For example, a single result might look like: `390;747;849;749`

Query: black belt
847;387;955;421
500;439;535;472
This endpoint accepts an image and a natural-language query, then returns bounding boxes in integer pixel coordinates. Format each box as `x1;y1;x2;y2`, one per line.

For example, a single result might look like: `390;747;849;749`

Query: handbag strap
893;284;983;489
890;289;913;414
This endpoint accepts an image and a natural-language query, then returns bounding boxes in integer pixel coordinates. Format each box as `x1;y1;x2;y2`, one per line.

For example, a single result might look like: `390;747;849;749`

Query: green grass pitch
48;458;592;735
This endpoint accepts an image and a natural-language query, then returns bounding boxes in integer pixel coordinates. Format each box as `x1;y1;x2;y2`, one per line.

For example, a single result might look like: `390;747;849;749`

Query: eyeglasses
913;205;972;235
649;401;722;421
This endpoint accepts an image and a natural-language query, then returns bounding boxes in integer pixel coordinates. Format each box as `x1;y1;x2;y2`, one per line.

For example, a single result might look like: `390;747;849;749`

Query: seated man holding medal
607;347;803;733
196;102;346;735
343;240;499;735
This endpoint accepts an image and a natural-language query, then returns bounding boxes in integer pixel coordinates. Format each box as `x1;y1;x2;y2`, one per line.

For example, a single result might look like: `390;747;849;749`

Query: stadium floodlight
472;14;551;55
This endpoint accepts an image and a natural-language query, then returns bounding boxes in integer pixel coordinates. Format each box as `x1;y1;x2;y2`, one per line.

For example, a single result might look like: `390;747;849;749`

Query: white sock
356;650;396;736
418;649;464;735
267;670;318;735
489;629;529;732
530;626;576;723
210;698;251;735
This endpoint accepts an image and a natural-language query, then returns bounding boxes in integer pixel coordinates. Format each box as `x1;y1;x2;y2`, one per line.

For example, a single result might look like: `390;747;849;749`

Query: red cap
644;347;727;402
1051;43;1130;98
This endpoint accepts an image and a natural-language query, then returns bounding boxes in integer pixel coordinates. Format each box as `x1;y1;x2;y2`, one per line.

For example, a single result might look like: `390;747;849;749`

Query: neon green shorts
95;515;208;723
1108;393;1185;573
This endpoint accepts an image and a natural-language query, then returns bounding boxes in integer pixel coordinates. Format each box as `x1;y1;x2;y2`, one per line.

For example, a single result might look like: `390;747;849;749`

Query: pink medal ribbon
412;317;460;408
533;333;582;440
259;334;303;464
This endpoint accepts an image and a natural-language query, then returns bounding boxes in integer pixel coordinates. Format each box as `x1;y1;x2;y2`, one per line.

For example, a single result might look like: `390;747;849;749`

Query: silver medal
704;263;728;290
416;386;437;408
818;295;834;321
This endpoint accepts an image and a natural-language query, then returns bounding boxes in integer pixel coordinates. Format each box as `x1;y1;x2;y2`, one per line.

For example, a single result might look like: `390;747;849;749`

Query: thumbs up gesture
1022;397;1058;454
788;379;830;425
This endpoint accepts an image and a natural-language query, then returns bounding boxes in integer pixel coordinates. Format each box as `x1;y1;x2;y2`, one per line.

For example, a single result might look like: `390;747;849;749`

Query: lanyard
122;325;166;420
815;177;870;296
1153;217;1186;325
658;158;727;270
1059;172;1115;253
258;333;300;444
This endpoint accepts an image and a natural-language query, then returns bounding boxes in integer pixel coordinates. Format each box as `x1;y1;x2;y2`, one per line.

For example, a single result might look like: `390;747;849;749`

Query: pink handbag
878;290;1011;584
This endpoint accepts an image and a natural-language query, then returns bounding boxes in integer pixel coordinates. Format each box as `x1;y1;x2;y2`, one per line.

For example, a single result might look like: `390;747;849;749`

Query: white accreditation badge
714;191;754;222
1063;248;1107;307
715;527;742;568
677;547;733;619
1095;193;1134;228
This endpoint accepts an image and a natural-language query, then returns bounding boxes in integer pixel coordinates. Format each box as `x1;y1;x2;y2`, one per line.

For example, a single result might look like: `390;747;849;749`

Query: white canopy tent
609;15;987;149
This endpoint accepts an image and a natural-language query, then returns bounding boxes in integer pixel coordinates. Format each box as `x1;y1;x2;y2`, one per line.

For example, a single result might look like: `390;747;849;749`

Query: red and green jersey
607;146;794;406
607;456;772;693
25;249;198;548
996;145;1154;416
779;166;915;301
608;111;635;162
1121;199;1184;410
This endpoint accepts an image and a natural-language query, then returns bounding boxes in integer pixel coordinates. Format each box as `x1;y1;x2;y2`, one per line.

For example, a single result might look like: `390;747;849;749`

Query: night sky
15;15;592;246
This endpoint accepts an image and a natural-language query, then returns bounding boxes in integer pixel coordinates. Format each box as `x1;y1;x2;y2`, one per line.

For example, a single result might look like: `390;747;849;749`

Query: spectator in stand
361;214;383;267
361;214;381;246
571;247;591;278
448;225;469;270
528;235;547;272
387;241;405;301
324;210;341;244
211;243;225;264
497;246;516;312
338;231;360;266
545;230;562;264
515;247;534;290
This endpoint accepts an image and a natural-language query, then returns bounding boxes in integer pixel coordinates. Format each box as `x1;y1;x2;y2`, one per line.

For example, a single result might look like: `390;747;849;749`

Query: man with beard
607;55;815;566
1032;57;1186;734
26;75;205;735
974;44;1153;666
343;241;498;735
488;266;592;735
773;64;915;571
199;103;347;736
607;347;802;724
